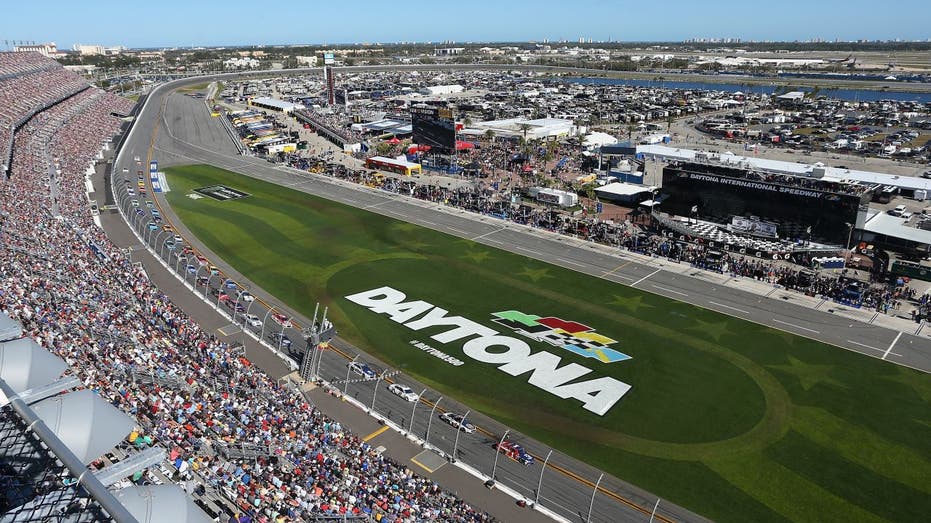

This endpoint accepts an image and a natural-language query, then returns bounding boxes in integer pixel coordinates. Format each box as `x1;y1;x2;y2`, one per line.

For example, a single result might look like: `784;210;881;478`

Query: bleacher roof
864;211;931;245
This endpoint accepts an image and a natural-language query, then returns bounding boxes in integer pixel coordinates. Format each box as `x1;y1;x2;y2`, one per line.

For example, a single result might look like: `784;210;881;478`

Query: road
107;74;931;523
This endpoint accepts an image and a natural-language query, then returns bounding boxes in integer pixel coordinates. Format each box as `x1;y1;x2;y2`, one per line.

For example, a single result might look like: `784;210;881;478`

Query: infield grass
165;164;931;523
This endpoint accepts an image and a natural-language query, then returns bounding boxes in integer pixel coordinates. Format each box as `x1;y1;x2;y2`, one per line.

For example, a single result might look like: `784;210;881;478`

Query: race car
493;440;535;465
348;361;376;380
388;383;419;402
240;313;263;328
268;332;292;349
439;412;475;434
271;313;292;328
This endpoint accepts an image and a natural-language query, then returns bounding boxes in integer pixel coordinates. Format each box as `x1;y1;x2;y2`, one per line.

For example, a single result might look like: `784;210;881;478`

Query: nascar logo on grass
346;286;631;415
490;310;630;363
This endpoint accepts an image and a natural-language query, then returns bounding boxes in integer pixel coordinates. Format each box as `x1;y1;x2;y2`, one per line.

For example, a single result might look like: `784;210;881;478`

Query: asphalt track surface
108;75;931;523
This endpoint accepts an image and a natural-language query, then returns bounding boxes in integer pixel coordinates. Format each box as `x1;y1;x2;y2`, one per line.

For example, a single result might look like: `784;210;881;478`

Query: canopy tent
407;144;432;153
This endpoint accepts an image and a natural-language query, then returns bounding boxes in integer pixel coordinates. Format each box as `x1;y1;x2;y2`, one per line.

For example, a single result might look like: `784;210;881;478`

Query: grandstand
0;52;498;522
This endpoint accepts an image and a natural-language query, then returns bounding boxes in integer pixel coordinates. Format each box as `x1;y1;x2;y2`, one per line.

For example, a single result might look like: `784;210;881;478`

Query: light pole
845;221;855;261
490;429;510;483
534;449;552;506
204;273;217;299
408;388;427;435
259;307;274;340
343;355;359;395
277;322;287;352
191;265;205;289
155;230;169;253
649;499;661;523
242;299;255;326
586;473;604;523
451;409;470;463
424;397;442;447
159;235;171;260
370;370;388;412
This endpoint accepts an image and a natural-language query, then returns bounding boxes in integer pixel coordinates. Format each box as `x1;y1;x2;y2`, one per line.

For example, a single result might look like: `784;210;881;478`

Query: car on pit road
271;313;291;328
268;332;292;349
240;313;263;328
493;440;535;465
225;300;246;314
439;412;475;434
348;361;377;380
236;290;255;302
388;383;420;402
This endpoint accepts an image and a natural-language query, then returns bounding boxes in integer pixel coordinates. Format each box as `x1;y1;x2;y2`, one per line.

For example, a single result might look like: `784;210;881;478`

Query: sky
2;0;929;49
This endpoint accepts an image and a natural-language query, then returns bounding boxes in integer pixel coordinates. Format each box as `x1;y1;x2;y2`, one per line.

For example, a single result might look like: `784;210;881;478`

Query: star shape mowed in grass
463;249;492;264
882;366;931;403
517;266;552;282
607;294;655;313
685;316;738;342
767;355;847;392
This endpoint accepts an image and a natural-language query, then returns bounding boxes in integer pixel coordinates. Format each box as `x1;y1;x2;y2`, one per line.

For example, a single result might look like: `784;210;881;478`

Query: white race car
439;412;475;433
388;383;419;402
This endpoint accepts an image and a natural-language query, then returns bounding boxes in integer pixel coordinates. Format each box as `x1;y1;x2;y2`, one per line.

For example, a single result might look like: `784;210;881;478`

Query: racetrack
112;75;931;523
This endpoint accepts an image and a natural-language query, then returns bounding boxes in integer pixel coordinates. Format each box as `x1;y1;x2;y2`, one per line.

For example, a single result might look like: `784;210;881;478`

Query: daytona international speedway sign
346;287;632;416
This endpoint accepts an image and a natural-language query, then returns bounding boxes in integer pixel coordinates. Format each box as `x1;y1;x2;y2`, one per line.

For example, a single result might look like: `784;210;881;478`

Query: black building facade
660;162;870;246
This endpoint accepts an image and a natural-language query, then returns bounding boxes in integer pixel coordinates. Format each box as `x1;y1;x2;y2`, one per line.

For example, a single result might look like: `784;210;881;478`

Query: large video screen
660;164;869;245
411;106;456;153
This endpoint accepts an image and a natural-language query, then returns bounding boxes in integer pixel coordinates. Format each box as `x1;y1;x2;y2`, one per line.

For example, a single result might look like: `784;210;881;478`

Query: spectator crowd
0;52;497;522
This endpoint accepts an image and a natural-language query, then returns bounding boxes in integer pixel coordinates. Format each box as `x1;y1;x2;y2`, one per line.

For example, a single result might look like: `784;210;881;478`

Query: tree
483;129;496;144
626;122;637;141
517;122;533;143
666;113;675;132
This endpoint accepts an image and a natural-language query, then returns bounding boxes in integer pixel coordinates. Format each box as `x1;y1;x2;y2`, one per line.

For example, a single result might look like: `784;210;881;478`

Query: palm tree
666;113;675;132
517;122;533;144
626;122;637;142
483;128;495;144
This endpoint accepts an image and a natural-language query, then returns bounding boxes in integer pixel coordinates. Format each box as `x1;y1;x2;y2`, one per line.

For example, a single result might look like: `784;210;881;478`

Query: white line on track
651;284;688;297
364;200;391;210
846;339;900;356
557;257;586;267
883;332;903;360
447;227;469;236
708;301;749;314
471;227;505;242
514;245;543;257
631;268;661;286
772;319;820;334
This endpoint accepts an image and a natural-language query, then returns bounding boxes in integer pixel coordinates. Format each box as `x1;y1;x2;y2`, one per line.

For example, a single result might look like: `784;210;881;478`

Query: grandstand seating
0;52;496;522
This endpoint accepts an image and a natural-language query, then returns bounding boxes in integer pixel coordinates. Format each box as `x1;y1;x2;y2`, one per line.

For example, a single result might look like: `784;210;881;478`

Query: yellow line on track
362;425;390;442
